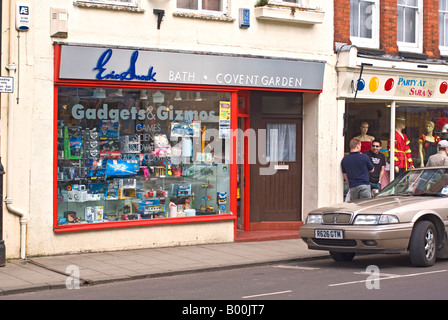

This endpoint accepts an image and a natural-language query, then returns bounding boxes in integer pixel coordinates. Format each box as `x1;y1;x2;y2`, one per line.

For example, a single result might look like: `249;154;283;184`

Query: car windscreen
377;168;448;197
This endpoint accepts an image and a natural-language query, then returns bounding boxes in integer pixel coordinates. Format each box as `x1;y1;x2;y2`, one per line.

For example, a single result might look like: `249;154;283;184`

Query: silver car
299;167;448;267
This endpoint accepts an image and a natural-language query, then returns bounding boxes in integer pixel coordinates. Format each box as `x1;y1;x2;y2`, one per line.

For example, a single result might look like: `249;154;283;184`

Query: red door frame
236;91;251;232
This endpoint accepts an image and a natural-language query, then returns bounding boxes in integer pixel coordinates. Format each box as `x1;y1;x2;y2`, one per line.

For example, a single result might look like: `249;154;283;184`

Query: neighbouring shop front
338;49;448;189
54;43;325;239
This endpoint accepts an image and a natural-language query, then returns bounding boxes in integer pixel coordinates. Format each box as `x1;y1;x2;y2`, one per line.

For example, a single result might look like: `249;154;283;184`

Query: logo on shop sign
93;49;157;82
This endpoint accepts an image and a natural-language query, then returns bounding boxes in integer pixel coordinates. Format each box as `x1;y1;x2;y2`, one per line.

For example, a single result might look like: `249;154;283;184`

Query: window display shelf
57;161;229;226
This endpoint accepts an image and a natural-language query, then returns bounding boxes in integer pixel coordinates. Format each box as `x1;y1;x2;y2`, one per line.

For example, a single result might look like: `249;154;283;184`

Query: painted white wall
1;0;338;257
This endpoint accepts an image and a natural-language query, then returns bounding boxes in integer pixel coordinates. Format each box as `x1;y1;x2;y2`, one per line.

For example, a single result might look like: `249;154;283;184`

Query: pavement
0;238;328;296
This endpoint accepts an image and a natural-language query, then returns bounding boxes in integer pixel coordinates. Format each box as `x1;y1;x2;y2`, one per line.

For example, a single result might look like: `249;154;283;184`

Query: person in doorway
341;138;374;200
354;121;375;153
391;117;414;175
427;140;448;167
418;120;440;167
364;139;386;193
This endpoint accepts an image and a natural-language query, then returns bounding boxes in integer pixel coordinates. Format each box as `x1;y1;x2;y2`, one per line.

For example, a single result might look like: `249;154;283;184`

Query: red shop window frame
53;44;238;233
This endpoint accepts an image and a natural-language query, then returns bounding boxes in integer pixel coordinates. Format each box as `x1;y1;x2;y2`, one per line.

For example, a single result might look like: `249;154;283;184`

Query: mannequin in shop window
354;121;375;153
392;117;414;175
418;120;440;167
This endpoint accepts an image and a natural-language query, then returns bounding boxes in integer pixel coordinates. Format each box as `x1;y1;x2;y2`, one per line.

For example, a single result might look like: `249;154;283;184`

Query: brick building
335;0;448;188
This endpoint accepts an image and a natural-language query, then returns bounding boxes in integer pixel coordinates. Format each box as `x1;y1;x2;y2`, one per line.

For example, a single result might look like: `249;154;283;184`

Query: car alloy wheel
409;221;437;267
424;229;436;260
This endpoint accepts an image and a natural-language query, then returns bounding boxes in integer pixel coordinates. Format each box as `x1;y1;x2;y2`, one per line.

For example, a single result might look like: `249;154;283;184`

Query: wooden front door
250;92;303;223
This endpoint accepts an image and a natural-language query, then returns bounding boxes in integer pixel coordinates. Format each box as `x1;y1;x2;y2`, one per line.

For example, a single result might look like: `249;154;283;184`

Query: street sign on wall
0;77;13;93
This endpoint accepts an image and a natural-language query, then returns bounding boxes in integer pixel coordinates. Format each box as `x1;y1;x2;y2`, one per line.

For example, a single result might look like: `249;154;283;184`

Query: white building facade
1;0;340;259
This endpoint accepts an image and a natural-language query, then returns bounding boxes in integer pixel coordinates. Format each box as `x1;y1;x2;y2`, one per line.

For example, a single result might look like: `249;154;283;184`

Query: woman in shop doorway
354;121;375;153
392;117;414;175
418;120;440;167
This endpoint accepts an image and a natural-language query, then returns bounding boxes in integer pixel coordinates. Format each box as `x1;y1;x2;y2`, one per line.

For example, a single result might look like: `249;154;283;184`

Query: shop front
337;47;448;189
54;43;325;242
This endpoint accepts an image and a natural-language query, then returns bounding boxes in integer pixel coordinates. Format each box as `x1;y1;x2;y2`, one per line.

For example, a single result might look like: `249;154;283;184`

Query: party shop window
57;87;231;226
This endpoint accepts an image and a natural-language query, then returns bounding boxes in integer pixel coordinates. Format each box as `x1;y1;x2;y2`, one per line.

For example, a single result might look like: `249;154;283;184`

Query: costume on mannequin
418;120;440;167
354;121;375;153
391;117;414;174
436;117;448;140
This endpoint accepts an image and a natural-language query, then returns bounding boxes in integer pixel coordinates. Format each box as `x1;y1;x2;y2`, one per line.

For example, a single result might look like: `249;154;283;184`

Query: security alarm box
16;3;30;31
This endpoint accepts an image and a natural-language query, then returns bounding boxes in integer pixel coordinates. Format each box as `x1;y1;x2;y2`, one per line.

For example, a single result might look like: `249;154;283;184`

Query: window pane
57;88;232;225
267;124;296;162
202;0;220;11
177;0;198;9
360;1;373;38
261;96;301;114
350;0;360;37
404;7;416;43
78;0;137;5
440;13;444;46
445;15;448;45
397;6;404;42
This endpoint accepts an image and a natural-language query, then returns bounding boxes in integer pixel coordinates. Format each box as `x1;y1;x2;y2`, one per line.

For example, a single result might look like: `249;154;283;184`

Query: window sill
254;5;324;24
73;1;145;13
54;214;236;233
173;11;235;22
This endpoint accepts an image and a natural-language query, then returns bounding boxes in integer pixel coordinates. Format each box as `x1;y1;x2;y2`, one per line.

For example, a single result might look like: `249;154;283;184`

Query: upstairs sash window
177;0;227;13
350;0;379;48
397;0;422;52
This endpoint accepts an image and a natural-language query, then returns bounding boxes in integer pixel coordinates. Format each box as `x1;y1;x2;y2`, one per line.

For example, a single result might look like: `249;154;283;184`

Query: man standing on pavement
427;140;448;166
364;139;386;193
342;138;374;200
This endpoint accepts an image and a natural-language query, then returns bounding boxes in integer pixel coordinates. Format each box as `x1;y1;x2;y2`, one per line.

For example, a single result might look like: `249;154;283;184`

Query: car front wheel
409;221;437;267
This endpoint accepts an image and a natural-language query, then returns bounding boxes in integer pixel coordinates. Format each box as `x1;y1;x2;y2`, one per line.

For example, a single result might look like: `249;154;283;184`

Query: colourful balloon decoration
369;77;379;93
384;78;394;91
356;79;365;91
440;81;448;94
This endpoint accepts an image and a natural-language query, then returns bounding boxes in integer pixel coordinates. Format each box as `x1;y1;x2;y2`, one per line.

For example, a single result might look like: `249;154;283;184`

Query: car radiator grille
312;239;357;247
322;212;353;224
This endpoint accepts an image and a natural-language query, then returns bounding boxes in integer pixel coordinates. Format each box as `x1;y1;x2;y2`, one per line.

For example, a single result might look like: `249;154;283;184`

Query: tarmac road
3;253;448;301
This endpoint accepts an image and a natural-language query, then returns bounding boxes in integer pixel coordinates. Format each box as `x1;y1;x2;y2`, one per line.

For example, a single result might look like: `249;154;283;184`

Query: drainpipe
5;64;27;260
5;0;27;260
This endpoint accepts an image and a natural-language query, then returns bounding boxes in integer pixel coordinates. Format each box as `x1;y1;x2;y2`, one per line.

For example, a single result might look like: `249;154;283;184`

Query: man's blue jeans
349;184;372;200
370;182;381;191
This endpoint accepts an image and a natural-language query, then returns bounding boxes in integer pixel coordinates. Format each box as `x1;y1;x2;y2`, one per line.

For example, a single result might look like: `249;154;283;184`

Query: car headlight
306;214;322;224
379;214;400;224
353;215;380;225
353;214;399;225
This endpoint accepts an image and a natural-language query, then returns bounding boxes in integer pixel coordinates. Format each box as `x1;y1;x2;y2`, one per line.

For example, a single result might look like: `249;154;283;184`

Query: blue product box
106;159;139;177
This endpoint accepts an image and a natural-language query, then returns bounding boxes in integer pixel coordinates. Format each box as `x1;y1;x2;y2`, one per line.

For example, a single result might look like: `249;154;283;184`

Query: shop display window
346;103;448;168
56;88;231;226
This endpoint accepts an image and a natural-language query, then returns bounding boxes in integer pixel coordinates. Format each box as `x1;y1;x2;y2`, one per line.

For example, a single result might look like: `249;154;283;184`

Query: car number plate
314;229;344;239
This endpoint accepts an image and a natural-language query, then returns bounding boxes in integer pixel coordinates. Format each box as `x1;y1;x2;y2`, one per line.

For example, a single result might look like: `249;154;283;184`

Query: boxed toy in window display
56;89;231;227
